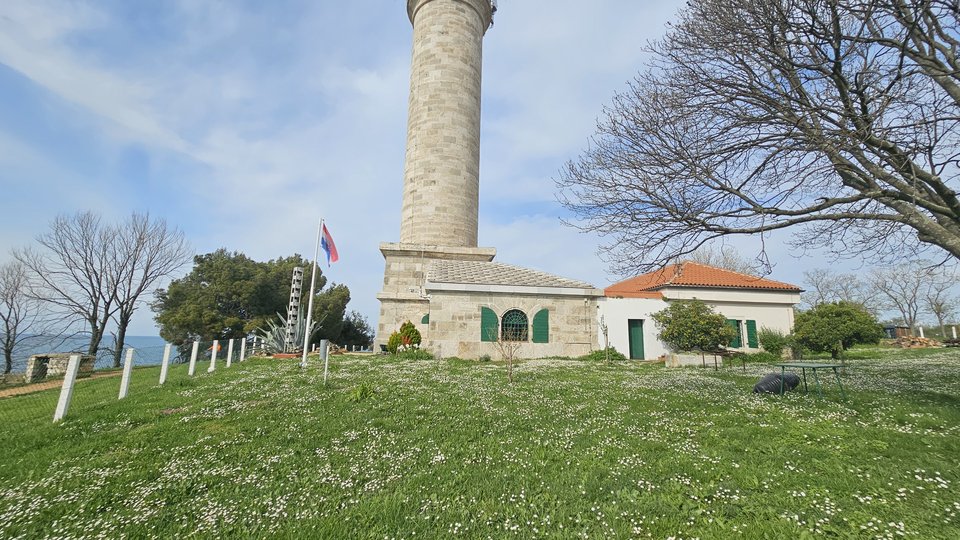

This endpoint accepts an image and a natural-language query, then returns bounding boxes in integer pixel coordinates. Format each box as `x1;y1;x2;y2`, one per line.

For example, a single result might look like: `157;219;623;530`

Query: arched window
501;309;528;341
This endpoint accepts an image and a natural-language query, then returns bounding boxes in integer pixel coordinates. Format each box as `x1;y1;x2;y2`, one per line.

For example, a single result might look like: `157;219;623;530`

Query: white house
598;262;802;360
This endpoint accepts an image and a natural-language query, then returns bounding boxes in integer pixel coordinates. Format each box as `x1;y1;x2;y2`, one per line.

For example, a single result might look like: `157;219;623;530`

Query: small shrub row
580;347;628;362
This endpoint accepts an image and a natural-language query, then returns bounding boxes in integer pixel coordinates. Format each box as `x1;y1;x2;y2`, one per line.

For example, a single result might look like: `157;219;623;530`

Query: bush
793;301;884;359
757;327;789;357
386;320;423;354
580;347;628;362
651;300;736;352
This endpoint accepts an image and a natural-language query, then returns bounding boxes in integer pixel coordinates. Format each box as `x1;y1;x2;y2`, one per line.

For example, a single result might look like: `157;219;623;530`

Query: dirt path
0;371;122;399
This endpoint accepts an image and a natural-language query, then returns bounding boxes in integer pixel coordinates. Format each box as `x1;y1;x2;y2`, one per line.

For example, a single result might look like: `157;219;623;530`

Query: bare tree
487;327;522;383
0;261;44;374
870;261;939;334
15;211;191;365
924;269;957;338
558;0;960;275
15;212;118;358
110;213;191;367
802;268;879;314
688;245;760;275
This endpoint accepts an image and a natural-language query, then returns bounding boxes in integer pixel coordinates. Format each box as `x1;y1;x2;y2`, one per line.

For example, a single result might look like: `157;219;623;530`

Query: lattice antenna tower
284;267;304;352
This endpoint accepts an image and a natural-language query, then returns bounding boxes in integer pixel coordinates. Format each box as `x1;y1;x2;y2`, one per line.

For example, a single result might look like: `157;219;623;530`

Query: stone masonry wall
424;290;599;359
400;0;493;247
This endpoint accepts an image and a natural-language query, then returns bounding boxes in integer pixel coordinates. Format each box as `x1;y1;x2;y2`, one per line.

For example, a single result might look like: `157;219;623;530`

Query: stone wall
399;0;493;247
424;290;599;359
25;354;95;383
376;243;495;348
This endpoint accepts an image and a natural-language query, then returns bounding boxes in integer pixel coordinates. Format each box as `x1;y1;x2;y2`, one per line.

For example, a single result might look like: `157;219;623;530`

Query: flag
320;223;339;265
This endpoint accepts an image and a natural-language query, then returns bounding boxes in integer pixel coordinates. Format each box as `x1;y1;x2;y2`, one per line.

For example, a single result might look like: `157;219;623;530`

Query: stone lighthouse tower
376;0;498;344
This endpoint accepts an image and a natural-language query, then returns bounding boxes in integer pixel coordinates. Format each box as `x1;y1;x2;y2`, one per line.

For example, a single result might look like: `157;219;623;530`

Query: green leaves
651;300;736;353
152;249;349;346
793;302;883;359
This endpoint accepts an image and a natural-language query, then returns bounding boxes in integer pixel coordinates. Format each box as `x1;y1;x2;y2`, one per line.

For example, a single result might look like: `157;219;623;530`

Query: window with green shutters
421;314;429;325
745;320;758;348
532;309;549;343
726;319;742;348
501;310;529;341
480;307;498;342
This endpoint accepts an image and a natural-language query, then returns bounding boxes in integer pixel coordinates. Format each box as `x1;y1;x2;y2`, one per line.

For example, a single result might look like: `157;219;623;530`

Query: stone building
377;0;602;358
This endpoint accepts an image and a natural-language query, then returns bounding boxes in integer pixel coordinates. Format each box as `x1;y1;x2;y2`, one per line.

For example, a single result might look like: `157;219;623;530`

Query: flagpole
301;217;322;369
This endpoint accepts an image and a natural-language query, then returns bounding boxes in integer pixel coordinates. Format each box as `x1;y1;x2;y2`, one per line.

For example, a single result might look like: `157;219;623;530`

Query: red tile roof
605;262;801;297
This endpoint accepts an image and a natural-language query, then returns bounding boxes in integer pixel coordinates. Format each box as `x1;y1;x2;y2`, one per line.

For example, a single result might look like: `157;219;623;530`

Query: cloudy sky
0;0;865;336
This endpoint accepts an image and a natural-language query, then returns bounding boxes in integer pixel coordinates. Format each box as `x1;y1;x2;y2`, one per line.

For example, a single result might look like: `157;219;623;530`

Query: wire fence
0;337;270;424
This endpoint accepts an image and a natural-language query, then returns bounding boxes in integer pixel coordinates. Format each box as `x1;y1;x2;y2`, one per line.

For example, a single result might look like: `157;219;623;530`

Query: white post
321;339;330;385
953;326;957;340
240;338;247;362
188;341;199;376
53;354;82;422
118;348;134;399
919;326;925;338
208;340;219;373
159;343;172;384
301;218;323;369
226;339;234;368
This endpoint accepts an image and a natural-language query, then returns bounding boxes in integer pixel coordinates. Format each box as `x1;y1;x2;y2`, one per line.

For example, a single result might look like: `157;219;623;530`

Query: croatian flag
321;223;339;266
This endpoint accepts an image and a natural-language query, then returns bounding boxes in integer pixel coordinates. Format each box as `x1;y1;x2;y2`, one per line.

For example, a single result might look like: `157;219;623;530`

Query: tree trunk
112;314;131;368
87;321;104;358
3;347;12;374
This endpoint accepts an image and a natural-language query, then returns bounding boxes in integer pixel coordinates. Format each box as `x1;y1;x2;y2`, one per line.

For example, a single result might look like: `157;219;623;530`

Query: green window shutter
532;309;549;343
481;307;498;342
421;314;429;325
726;319;742;348
746;320;758;348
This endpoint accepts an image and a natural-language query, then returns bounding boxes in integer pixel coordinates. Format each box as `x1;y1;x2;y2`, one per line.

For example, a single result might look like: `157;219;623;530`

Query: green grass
1;350;959;538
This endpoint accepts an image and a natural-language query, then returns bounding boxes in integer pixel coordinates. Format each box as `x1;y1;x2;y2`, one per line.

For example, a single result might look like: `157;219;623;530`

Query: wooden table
776;362;847;400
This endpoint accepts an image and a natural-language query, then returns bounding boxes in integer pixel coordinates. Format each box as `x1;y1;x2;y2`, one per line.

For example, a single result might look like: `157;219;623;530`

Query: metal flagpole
300;218;322;369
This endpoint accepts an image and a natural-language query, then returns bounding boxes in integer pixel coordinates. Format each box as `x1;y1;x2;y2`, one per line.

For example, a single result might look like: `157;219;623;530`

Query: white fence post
953;326;958;340
159;343;172;384
208;340;218;373
188;341;199;376
321;339;330;385
53;354;82;422
919;326;925;338
239;338;247;362
226;339;234;368
118;348;134;399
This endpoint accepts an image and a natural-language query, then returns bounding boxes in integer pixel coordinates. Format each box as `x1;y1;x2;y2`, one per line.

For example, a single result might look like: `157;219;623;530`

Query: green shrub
478;354;491;362
347;382;375;403
793;301;883;359
652;300;736;352
757;327;789;357
580;347;628;362
386;320;423;354
386;332;403;354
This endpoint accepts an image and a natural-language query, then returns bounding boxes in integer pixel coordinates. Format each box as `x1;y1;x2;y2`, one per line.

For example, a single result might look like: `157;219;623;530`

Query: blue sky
0;0;869;336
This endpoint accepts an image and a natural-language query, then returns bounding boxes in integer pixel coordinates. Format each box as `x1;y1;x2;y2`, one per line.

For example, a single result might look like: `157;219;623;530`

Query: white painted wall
599;287;800;360
598;297;670;360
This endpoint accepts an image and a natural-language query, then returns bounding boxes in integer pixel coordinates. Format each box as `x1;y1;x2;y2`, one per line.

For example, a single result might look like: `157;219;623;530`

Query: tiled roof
428;260;596;289
605;262;801;297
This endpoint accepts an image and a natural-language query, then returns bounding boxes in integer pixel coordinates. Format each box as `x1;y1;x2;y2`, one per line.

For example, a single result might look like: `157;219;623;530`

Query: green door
628;319;644;360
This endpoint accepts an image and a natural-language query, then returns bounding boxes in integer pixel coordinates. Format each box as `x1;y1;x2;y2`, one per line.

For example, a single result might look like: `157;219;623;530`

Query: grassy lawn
1;349;958;539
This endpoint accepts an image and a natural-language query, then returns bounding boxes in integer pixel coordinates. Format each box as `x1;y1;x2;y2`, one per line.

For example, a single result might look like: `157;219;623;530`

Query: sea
7;335;171;374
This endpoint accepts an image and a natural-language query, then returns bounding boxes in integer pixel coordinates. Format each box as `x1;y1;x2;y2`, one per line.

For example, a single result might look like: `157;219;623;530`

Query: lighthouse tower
376;0;498;344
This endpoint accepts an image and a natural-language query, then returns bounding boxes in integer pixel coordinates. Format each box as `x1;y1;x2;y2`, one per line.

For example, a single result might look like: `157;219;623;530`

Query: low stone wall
664;353;725;368
25;354;95;383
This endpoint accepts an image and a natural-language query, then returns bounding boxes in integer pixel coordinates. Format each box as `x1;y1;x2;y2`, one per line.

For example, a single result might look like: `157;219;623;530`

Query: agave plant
256;311;325;354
